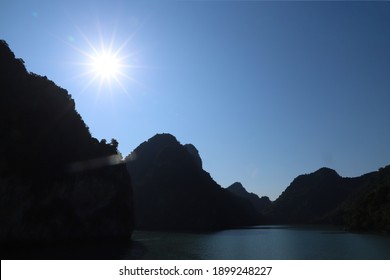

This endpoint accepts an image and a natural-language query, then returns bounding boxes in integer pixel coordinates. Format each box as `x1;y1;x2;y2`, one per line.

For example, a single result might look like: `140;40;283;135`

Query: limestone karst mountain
126;133;264;230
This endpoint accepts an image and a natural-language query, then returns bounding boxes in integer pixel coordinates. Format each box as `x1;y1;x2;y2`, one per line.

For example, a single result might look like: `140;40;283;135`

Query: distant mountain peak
312;167;340;177
126;133;205;171
227;182;246;194
147;133;180;146
126;133;180;162
227;182;271;213
230;182;244;188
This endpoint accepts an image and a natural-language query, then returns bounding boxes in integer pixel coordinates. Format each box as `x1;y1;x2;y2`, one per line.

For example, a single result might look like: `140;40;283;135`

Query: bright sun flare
85;45;130;90
90;51;121;81
71;29;142;95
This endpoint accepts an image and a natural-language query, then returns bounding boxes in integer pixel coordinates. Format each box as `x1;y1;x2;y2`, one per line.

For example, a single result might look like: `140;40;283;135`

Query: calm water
127;226;390;260
4;226;390;259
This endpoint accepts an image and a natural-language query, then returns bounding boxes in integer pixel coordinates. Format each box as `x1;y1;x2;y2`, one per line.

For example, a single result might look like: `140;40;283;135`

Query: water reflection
128;226;390;260
3;226;390;259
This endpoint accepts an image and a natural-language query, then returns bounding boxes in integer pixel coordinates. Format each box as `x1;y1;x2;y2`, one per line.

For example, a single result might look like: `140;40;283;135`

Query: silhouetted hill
263;167;366;224
263;166;390;232
227;182;271;213
125;133;263;230
0;40;133;245
332;166;390;232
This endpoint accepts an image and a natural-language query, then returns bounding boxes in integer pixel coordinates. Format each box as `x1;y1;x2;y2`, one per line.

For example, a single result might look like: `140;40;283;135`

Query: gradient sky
1;0;389;200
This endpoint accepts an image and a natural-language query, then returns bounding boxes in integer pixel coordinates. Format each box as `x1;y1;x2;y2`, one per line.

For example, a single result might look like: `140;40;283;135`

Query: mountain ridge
125;133;264;230
227;182;271;214
263;165;390;231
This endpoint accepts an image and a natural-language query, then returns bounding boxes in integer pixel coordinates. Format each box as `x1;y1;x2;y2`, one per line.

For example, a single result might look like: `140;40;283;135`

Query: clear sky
1;0;389;200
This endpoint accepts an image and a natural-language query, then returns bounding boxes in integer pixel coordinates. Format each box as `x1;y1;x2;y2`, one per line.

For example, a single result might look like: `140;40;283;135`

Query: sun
69;28;143;96
90;50;122;81
83;42;131;92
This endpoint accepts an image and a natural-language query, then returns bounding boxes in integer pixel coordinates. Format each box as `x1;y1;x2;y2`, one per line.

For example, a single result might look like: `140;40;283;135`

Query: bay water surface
128;226;390;259
4;226;390;259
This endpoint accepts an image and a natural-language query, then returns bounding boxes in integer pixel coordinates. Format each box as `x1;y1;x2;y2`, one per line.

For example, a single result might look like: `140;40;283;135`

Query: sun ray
72;30;134;95
62;20;154;101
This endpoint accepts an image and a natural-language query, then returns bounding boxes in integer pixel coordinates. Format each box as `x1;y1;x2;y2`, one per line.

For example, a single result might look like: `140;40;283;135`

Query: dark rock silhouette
263;166;390;231
263;167;364;224
125;133;264;230
227;182;271;213
0;40;134;245
184;144;202;169
333;166;390;232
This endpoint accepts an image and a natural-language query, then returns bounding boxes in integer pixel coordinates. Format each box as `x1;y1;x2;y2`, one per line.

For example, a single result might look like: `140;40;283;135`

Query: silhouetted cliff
227;182;271;213
333;166;390;232
263;167;365;224
125;133;263;230
0;40;134;244
263;166;390;232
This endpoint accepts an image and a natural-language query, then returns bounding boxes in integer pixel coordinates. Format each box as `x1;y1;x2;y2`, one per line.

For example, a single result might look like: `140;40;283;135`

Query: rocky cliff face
126;133;264;230
0;40;134;244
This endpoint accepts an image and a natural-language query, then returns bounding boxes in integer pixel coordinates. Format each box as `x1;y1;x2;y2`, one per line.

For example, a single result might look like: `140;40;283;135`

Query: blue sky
1;0;389;200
